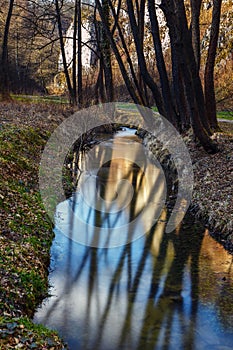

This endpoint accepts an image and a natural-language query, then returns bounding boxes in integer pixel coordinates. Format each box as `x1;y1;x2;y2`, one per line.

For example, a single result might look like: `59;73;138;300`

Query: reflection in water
57;128;166;248
34;129;233;350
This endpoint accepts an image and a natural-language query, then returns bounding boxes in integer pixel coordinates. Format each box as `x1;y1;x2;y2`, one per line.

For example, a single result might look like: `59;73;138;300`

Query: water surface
34;129;233;350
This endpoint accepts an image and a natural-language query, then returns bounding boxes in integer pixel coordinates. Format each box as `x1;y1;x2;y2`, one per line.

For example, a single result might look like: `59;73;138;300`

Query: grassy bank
0;124;67;349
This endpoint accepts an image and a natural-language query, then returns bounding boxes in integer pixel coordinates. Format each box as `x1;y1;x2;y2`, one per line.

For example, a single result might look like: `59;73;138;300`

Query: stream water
34;128;233;350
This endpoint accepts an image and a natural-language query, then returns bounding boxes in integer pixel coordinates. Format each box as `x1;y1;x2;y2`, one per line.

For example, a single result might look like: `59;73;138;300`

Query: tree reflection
35;129;233;350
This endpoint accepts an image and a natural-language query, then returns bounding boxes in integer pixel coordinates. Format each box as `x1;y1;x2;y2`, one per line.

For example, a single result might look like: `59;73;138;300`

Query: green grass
217;111;233;120
0;124;67;348
19;317;59;337
11;94;69;104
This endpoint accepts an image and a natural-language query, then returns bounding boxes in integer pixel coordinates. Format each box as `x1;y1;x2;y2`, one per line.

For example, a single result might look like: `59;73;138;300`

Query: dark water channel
34;129;233;350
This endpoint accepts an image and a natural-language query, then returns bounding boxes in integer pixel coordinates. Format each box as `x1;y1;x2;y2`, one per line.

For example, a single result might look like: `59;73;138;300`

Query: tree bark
160;0;190;129
137;0;145;94
190;0;202;71
107;0;146;105
204;0;222;131
148;0;177;127
101;0;114;102
72;0;78;105
55;0;75;105
175;0;212;135
126;0;167;118
96;0;143;105
161;0;217;152
0;0;15;100
77;0;83;107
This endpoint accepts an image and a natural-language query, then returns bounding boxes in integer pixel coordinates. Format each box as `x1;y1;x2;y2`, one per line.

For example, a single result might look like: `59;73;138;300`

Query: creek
34;128;233;350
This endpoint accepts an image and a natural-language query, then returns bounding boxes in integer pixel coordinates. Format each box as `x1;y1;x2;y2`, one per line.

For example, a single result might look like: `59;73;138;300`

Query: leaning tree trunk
204;0;222;132
0;0;14;101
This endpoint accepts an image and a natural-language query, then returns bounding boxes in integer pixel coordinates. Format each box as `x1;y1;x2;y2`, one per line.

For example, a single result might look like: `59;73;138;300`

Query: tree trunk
126;0;167;118
190;0;202;71
101;0;114;102
204;0;222;131
161;0;217;153
137;0;145;94
148;0;177;127
96;0;143;105
160;0;190;129
0;0;14;100
175;0;212;135
107;0;146;105
55;0;75;105
72;0;78;105
77;0;83;107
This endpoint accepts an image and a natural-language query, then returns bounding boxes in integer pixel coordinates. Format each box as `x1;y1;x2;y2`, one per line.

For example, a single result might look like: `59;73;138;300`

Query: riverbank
145;120;233;252
0;102;232;348
0;103;69;349
189;122;233;252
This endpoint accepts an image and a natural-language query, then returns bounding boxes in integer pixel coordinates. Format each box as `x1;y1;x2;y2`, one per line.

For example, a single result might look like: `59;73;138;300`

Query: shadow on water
34;128;233;350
